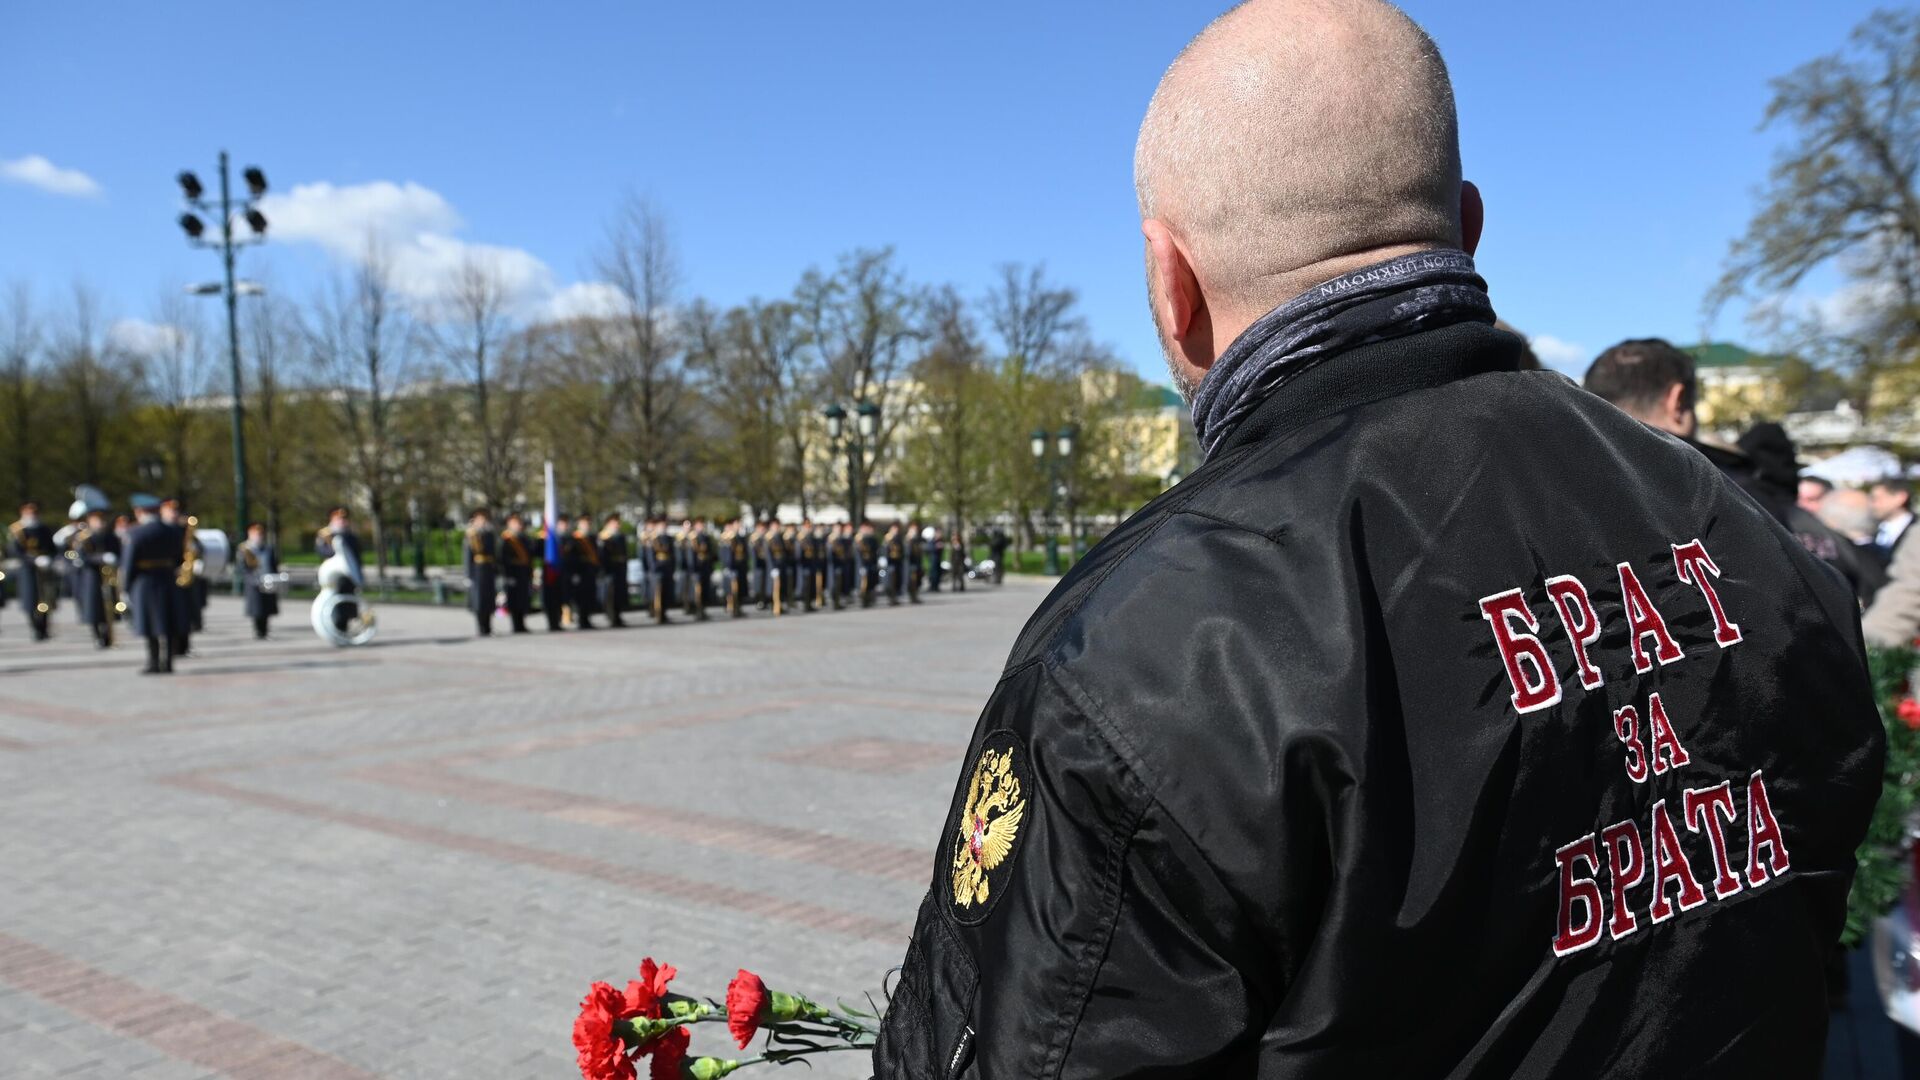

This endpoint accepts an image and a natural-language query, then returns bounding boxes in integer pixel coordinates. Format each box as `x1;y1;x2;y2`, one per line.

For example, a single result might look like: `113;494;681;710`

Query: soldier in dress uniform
598;513;630;628
567;517;600;629
67;508;120;648
690;518;718;621
856;521;881;608
906;521;926;604
750;522;771;609
827;522;853;611
723;518;751;617
7;502;57;640
673;519;695;616
238;522;279;640
499;513;534;633
797;518;822;612
647;516;677;624
634;518;654;617
784;522;805;612
883;523;907;606
464;508;498;637
122;496;184;674
540;513;569;632
763;520;790;615
161;500;196;657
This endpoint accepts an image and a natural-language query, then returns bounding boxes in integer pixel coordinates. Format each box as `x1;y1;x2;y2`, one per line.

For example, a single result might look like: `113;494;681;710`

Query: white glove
33;555;51;569
102;553;118;566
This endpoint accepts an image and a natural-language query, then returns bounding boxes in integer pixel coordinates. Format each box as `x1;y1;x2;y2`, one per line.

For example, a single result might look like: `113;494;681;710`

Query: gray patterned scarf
1190;249;1494;460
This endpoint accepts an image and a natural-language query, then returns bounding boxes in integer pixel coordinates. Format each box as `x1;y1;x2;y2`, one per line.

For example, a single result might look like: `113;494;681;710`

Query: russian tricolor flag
543;460;559;587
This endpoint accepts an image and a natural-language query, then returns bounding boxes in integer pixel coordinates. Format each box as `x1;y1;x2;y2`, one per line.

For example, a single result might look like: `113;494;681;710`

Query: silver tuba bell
310;548;377;647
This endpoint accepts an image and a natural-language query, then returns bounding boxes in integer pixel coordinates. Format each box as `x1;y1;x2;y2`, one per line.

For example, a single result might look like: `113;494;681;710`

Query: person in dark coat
750;522;772;608
883;523;907;606
764;522;790;614
927;527;946;592
7;501;57;640
646;517;677;623
540;513;569;632
797;519;822;612
828;522;854;609
67;509;120;648
690;519;718;620
723;519;751;617
498;513;533;634
1737;423;1886;607
238;522;279;640
566;517;600;629
856;522;881;608
463;509;498;637
987;527;1010;584
949;525;968;592
598;513;630;628
122;497;183;674
159;499;196;658
906;521;926;604
873;2;1882;1076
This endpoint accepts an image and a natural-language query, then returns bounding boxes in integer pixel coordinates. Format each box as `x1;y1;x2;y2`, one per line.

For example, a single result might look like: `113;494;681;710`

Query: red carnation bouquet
574;959;879;1080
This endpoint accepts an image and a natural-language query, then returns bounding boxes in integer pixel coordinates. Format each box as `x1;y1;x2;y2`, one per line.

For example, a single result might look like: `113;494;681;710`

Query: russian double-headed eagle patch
949;731;1030;924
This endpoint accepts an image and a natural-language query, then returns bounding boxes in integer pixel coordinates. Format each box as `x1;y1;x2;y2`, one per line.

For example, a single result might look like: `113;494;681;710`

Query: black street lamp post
822;400;881;523
177;153;269;594
1031;424;1077;575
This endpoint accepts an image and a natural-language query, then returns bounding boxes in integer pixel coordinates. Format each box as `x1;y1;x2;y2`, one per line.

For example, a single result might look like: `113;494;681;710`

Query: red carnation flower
626;958;678;1019
725;969;769;1048
1899;697;1920;731
575;960;684;1080
645;1025;690;1080
575;982;638;1080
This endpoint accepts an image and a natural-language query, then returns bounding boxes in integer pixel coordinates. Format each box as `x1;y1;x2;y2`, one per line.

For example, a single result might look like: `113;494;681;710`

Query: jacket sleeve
874;662;1275;1079
1863;533;1920;647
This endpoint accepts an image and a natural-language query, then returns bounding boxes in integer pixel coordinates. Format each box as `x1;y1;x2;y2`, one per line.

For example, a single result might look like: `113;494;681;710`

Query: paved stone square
0;579;1050;1078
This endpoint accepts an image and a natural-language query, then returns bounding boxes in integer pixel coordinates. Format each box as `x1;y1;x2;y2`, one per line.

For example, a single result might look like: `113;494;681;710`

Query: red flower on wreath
627;957;678;1018
575;982;638;1080
1898;697;1920;731
726;969;770;1048
644;1026;690;1080
574;958;684;1080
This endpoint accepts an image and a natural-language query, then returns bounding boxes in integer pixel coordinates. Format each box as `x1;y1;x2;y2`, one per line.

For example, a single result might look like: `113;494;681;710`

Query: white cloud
542;281;629;321
1809;279;1898;334
0;154;102;198
257;179;584;317
108;318;189;356
257;180;459;249
1528;334;1589;375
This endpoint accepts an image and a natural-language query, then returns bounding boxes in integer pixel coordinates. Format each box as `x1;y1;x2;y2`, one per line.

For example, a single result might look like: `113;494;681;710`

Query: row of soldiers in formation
3;498;278;673
460;510;1006;636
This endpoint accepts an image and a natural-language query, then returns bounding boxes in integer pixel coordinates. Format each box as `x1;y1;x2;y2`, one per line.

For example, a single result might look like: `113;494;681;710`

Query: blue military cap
129;493;161;511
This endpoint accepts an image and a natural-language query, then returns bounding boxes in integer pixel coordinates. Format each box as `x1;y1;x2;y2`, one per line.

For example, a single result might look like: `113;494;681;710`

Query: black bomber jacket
872;321;1883;1079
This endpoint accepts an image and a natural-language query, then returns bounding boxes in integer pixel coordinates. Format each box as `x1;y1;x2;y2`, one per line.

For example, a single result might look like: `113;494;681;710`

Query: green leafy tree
1713;8;1920;413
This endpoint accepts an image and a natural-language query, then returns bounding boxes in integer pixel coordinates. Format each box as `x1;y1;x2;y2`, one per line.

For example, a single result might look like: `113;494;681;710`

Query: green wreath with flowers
1845;645;1920;948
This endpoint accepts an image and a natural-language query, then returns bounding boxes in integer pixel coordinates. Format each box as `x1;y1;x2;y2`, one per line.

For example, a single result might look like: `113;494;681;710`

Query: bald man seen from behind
870;2;1882;1077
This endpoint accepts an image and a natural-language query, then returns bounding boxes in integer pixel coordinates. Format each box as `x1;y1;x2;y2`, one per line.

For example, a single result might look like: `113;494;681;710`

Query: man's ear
1460;180;1484;256
1663;382;1694;432
1142;219;1215;374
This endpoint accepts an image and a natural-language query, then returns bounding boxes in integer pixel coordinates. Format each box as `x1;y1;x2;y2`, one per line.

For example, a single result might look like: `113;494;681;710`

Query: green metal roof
1684;342;1779;369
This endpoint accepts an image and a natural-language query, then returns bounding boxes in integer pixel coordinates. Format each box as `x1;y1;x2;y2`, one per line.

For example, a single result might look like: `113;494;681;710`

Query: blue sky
0;1;1885;380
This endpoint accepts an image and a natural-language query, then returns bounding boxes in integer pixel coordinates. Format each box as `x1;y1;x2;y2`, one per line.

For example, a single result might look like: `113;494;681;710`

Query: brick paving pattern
0;580;1048;1078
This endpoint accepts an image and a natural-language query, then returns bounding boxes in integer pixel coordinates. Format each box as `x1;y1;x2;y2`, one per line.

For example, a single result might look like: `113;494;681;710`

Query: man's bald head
1136;0;1464;314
